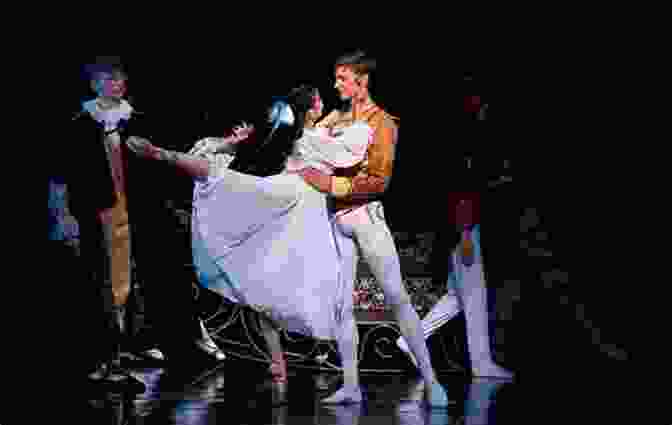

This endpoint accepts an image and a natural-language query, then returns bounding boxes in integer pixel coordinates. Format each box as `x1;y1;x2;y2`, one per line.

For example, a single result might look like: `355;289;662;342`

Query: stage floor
77;356;516;424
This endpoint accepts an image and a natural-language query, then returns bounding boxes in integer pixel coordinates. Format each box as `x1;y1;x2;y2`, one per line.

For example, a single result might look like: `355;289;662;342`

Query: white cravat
83;98;133;134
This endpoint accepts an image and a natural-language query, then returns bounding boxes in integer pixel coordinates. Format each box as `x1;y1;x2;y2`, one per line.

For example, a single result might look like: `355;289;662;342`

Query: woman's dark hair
229;84;318;177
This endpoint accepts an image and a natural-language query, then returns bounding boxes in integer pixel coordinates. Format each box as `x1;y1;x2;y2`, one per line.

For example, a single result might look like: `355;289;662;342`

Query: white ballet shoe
320;387;363;404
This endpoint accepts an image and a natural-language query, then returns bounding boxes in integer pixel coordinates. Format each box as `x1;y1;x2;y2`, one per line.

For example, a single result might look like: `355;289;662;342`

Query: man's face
334;66;360;100
94;71;127;98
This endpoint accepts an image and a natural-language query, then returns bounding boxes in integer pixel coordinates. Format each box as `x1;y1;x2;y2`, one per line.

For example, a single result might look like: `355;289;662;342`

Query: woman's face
308;91;323;119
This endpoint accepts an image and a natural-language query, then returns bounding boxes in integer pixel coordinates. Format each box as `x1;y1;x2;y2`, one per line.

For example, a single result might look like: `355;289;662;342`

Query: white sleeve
305;122;373;168
190;137;238;156
208;152;236;178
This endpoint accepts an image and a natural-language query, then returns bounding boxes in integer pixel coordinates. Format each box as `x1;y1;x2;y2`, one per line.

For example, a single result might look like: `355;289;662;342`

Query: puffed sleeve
332;113;398;200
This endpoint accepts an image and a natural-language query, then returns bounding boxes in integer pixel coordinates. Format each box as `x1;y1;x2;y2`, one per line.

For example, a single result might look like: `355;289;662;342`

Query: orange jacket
317;104;399;212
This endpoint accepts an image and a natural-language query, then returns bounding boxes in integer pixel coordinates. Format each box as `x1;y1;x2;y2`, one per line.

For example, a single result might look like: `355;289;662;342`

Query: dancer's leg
421;295;461;339
397;235;462;363
126;136;210;178
322;315;361;404
127;138;298;222
457;262;513;378
350;203;448;407
321;218;361;404
457;227;513;379
397;294;461;366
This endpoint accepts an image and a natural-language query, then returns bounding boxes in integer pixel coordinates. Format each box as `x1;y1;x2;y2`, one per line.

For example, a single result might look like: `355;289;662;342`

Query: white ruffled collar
82;98;133;131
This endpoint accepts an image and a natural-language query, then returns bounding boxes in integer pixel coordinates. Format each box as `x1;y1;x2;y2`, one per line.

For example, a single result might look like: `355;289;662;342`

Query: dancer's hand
231;122;254;142
188;123;255;156
127;136;161;160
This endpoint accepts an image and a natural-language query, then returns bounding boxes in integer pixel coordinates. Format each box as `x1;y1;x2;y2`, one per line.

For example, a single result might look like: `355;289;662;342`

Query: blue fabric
192;224;242;296
48;179;79;241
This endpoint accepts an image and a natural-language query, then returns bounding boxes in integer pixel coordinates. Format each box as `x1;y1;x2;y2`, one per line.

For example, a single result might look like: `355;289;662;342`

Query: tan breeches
102;192;132;306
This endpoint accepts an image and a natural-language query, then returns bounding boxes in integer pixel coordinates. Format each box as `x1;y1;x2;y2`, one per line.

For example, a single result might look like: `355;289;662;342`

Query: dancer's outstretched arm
188;122;254;156
127;136;211;179
127;125;253;179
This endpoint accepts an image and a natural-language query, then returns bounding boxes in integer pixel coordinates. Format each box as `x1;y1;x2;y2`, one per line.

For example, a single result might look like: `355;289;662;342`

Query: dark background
60;52;629;377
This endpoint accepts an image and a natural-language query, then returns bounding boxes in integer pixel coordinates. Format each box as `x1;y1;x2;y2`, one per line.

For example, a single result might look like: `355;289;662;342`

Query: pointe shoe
320;387;363;404
424;380;451;408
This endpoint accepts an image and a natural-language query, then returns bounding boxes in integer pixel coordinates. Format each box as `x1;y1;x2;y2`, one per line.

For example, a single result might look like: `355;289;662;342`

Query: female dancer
127;85;373;402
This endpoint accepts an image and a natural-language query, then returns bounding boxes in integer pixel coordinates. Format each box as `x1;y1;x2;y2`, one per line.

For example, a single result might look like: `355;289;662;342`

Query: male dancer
396;93;514;379
396;198;514;378
64;57;223;384
299;50;449;407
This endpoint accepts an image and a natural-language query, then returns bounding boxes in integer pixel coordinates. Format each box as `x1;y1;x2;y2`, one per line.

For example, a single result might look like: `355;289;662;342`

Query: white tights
333;203;440;390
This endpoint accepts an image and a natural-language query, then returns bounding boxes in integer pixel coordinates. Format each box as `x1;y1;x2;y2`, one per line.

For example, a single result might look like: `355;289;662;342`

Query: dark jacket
64;109;167;218
61;109;175;269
